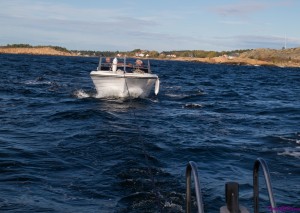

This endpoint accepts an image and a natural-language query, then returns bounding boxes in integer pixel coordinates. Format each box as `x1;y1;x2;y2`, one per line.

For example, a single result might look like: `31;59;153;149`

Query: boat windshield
98;57;150;73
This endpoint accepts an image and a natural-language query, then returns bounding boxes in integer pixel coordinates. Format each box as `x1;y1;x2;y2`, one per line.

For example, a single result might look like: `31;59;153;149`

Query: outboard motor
112;57;118;72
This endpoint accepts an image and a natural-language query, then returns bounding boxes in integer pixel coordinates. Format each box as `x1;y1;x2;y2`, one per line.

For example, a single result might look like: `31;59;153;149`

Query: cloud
213;2;268;17
218;20;247;25
1;0;299;51
0;0;161;50
212;35;300;50
0;1;122;20
211;0;296;17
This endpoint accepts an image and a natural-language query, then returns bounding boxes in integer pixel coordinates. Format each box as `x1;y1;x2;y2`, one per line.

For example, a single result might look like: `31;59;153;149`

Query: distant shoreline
0;46;76;57
155;56;275;67
1;46;300;68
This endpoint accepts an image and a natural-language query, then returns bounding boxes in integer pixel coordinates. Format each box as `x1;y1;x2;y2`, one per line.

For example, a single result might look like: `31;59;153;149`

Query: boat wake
74;89;151;100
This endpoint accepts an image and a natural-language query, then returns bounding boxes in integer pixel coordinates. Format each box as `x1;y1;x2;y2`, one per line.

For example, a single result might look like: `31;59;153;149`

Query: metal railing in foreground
186;158;278;213
253;158;277;213
186;161;205;213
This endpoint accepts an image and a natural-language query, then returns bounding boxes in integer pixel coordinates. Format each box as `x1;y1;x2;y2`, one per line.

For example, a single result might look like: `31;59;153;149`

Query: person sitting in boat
134;59;148;73
101;57;111;71
135;59;143;67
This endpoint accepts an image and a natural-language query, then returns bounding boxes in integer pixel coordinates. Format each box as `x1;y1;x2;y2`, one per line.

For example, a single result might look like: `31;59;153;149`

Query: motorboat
90;57;160;98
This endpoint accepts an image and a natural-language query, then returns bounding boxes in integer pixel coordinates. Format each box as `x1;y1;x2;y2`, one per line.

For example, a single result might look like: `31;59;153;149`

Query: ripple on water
0;55;299;212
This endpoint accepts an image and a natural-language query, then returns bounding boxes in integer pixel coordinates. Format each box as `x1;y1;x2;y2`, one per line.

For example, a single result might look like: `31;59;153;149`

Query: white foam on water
127;87;144;98
164;85;182;89
163;201;183;212
95;91;125;99
165;93;186;98
278;136;298;143
73;89;92;99
25;80;52;85
278;147;300;159
95;88;143;99
183;103;203;109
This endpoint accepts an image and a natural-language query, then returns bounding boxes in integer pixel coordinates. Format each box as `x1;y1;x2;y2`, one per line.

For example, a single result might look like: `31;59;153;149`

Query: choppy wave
183;103;203;109
0;54;299;212
278;147;300;159
165;90;204;100
25;79;53;85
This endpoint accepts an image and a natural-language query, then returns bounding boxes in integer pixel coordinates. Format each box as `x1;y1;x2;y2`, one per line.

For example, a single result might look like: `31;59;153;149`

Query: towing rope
124;76;163;212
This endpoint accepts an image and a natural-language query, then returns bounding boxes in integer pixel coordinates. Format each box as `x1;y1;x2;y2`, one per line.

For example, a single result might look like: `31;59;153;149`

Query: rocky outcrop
240;48;300;60
1;46;300;67
170;56;273;66
0;47;76;56
239;48;300;67
171;48;300;67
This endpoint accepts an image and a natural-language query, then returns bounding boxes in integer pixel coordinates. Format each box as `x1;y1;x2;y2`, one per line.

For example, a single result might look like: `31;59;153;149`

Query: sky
1;0;300;51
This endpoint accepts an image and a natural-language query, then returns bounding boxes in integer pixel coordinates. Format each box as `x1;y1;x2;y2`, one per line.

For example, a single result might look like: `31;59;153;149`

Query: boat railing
253;158;277;213
186;161;205;213
97;56;150;73
185;158;277;213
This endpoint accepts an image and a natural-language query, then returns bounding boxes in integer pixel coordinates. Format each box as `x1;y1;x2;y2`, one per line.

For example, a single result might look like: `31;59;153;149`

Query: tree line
3;44;72;53
72;48;252;58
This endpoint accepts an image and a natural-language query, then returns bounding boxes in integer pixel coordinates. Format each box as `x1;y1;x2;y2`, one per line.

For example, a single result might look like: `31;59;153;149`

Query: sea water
0;54;299;212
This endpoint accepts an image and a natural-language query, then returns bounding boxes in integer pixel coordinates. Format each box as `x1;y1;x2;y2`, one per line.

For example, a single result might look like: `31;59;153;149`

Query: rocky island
167;48;300;67
0;45;76;56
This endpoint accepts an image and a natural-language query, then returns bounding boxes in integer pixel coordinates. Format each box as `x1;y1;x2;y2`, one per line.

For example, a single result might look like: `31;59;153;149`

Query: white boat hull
90;71;159;98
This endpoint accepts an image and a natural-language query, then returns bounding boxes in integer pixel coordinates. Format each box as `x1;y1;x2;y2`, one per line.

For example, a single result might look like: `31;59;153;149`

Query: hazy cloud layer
212;0;295;17
1;0;299;51
213;2;268;17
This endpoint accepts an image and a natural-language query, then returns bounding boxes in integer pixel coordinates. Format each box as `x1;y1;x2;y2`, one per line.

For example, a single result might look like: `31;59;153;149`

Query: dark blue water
0;54;299;212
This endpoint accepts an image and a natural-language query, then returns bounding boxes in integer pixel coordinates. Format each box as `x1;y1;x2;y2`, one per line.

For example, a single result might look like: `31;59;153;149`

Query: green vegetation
5;44;33;48
71;50;118;57
72;49;252;58
3;44;300;65
161;49;251;58
2;44;71;53
1;44;252;58
71;49;160;57
240;48;300;64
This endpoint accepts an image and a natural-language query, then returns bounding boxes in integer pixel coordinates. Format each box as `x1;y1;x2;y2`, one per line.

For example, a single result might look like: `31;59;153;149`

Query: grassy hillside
1;44;300;67
240;48;300;64
0;44;75;56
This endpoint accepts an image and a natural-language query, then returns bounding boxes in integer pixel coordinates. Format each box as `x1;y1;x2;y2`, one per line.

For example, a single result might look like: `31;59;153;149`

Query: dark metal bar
225;182;239;213
148;60;151;73
186;161;205;213
253;158;277;213
97;56;102;71
124;56;126;73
